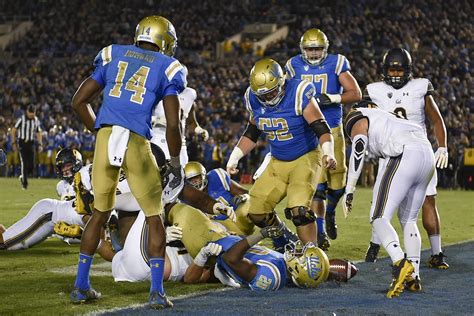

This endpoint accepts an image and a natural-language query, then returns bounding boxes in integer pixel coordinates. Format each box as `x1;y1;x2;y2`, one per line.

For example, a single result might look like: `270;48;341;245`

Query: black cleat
70;287;101;304
325;213;338;240
405;275;422;292
149;291;173;309
317;232;331;251
428;252;449;269
365;242;380;262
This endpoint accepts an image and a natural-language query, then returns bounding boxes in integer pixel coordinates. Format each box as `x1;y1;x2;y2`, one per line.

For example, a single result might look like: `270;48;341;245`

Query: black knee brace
285;206;316;227
249;211;277;228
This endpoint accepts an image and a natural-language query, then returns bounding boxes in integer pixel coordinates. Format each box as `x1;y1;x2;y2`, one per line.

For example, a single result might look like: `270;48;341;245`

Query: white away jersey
152;87;197;142
365;78;434;135
345;108;431;158
56;180;75;200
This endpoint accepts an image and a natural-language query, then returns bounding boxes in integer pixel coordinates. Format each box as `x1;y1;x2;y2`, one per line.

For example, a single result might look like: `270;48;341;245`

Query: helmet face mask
55;149;83;183
300;29;329;65
250;59;286;108
284;241;330;288
382;48;413;89
134;15;177;57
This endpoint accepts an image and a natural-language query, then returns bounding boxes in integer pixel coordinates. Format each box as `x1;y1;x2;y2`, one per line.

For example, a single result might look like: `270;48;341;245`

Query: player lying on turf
0;149;89;250
343;101;434;298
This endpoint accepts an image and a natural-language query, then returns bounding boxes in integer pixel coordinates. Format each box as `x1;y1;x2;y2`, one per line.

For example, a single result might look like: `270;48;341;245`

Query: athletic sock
74;253;93;290
150;257;165;294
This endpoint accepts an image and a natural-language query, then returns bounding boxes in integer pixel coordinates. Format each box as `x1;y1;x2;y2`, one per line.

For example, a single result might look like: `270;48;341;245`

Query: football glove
261;222;285;239
232;193;249;208
194;242;223;267
165;225;183;243
434;147;448;169
194;126;209;141
162;161;185;204
315;94;333;106
54;221;82;238
213;202;237;222
342;193;354;218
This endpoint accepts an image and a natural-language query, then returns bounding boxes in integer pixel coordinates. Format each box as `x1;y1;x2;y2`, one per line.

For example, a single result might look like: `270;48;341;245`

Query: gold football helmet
249;58;285;107
284;241;330;288
300;28;329;65
184;161;208;191
134;15;177;57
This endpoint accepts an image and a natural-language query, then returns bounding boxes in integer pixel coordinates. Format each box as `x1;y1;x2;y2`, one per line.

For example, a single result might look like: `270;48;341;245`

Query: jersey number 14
109;61;150;105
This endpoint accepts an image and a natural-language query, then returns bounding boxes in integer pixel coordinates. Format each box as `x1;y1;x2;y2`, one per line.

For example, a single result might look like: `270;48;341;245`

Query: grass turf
0;178;473;314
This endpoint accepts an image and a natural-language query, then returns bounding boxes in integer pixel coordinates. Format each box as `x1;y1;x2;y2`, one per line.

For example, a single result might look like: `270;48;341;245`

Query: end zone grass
0;178;473;314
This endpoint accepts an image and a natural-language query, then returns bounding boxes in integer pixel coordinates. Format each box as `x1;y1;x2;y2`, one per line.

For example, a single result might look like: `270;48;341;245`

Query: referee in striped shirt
11;105;43;190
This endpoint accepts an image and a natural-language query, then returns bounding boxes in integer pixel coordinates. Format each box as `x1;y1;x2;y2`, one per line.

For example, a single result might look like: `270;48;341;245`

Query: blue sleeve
163;60;187;97
297;81;316;115
90;46;111;87
285;58;296;78
249;261;282;291
336;55;351;75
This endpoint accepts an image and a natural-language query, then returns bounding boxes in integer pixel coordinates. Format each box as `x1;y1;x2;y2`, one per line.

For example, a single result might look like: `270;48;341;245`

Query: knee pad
285;207;316;227
313;182;328;201
248;212;277;228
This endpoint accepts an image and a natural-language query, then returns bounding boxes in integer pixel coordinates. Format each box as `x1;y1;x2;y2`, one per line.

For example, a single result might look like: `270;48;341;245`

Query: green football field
0;178;473;315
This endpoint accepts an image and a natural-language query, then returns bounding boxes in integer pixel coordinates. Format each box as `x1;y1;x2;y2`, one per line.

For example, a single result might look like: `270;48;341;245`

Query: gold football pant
249;149;321;215
316;124;347;190
167;203;229;258
92;127;162;216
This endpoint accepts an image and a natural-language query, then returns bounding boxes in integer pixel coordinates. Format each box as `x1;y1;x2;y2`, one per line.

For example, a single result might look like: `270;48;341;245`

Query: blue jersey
215;235;287;291
206;168;236;209
65;135;81;149
91;44;186;139
244;79;317;161
46;134;56;151
285;54;351;127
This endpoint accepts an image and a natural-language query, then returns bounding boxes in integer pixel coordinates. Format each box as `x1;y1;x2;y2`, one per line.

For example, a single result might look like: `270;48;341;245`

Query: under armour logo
114;156;122;163
396;99;402;104
319;66;325;69
403;92;409;96
387;92;393;98
80;259;87;264
261;108;265;114
153;263;160;268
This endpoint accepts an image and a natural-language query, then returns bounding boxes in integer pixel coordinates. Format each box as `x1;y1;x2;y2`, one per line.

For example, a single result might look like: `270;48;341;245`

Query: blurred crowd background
0;0;472;189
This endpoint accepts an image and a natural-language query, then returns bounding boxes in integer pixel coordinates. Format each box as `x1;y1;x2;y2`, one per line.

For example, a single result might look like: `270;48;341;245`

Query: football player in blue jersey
209;227;330;290
285;28;362;249
226;58;336;246
184;161;298;252
70;16;186;308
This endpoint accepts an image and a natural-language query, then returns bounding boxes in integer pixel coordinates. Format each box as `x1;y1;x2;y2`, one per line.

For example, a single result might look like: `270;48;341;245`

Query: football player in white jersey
151;68;209;165
363;48;449;269
343;101;435;298
0;149;88;250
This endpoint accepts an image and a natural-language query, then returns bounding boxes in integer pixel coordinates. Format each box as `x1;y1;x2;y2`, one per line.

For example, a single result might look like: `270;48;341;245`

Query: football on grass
328;259;358;282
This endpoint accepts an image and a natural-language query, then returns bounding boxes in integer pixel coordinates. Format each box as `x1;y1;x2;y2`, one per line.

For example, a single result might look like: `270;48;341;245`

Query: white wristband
327;94;342;103
227;147;244;167
193;252;207;267
321;141;334;158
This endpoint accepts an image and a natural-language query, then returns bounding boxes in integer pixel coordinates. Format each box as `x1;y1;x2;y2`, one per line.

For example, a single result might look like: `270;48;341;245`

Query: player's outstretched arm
338;71;362;104
163;95;182;159
226;119;259;175
186;107;209;141
303;98;336;169
343;117;369;217
425;95;448;169
72;77;102;132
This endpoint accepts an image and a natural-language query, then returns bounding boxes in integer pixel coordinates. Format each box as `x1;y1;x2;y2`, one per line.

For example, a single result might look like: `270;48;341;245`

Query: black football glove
315;94;333;107
162;162;185;203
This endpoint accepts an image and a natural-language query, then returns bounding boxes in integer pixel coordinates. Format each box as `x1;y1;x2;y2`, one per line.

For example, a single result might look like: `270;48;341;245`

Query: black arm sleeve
309;119;331;138
242;122;262;142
